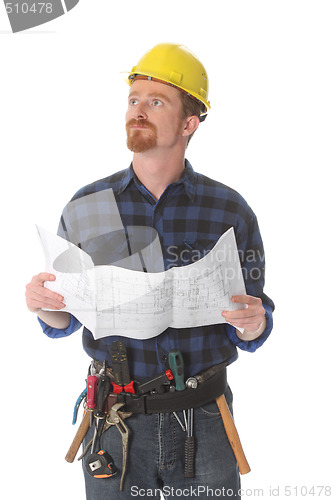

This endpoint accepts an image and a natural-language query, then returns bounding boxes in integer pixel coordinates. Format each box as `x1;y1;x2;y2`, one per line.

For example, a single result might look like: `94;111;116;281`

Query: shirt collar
117;159;197;201
181;159;197;201
117;166;135;194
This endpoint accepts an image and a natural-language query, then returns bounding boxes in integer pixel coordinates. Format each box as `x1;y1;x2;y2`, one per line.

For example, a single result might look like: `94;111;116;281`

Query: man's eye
129;99;138;105
152;100;162;107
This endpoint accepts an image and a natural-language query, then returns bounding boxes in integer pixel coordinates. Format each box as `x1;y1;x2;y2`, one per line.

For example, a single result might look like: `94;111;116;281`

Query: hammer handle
65;409;91;463
216;394;251;475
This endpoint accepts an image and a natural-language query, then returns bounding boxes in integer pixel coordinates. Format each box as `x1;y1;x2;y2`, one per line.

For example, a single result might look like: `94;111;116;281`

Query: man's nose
135;102;148;120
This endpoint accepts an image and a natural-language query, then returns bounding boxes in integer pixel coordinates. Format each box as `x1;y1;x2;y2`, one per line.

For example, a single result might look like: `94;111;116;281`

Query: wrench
78;408;132;461
106;403;130;491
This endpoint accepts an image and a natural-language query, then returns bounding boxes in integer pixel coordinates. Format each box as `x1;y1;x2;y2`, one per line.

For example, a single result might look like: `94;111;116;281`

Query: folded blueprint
37;226;246;340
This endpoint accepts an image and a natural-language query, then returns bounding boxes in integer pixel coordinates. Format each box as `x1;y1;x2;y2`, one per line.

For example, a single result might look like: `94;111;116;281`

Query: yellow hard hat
127;43;210;116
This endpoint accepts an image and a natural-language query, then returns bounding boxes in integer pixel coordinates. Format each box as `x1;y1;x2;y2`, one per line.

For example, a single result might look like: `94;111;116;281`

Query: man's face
126;79;185;153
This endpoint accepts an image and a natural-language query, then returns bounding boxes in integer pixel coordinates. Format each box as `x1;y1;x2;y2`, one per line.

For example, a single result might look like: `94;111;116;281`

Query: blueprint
37;226;246;340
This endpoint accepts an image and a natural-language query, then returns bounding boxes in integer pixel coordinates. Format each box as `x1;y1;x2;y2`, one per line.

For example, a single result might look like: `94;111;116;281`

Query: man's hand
222;295;266;340
25;273;65;313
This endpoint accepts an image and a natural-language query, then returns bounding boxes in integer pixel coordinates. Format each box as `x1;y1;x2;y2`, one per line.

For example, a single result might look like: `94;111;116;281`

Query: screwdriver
168;349;185;391
168;350;188;433
184;407;195;478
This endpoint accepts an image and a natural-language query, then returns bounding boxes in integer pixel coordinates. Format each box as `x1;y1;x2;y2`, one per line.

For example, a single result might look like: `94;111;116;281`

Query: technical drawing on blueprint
36;226;246;340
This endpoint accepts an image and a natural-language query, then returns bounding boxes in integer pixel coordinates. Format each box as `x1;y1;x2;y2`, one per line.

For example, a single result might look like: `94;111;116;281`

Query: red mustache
126;119;156;132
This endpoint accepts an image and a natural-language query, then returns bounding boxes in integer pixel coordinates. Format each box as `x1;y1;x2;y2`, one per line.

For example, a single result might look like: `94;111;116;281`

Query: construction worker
25;43;274;499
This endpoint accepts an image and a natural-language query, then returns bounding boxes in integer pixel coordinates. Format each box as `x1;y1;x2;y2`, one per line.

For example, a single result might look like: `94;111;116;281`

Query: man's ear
182;115;200;138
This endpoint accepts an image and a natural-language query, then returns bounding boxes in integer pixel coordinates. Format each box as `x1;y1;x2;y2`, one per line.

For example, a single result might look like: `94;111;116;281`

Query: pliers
106;403;130;491
111;341;135;394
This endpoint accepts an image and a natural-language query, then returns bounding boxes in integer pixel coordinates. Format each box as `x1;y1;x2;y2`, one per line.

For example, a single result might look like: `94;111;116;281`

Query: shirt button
162;355;168;361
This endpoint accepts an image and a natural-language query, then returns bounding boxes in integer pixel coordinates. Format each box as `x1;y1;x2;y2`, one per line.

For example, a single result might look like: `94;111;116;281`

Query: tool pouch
106;393;118;413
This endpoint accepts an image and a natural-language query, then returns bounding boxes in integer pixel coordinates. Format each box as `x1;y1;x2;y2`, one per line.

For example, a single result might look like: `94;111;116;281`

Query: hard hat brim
124;71;210;115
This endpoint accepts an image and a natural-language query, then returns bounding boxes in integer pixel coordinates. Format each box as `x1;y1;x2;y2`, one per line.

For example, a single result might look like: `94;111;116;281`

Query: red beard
126;119;157;153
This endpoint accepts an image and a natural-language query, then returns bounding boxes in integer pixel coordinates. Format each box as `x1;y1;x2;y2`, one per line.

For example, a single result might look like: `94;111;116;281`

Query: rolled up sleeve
38;314;82;339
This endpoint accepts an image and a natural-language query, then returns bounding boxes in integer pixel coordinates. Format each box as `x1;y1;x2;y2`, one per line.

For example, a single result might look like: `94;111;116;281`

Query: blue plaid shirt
39;160;274;381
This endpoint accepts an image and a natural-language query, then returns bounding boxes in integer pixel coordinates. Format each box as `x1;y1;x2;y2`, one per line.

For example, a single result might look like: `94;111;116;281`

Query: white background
1;1;332;498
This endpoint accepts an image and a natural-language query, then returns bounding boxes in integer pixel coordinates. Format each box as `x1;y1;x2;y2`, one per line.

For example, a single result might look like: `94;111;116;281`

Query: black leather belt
94;359;228;414
117;366;227;414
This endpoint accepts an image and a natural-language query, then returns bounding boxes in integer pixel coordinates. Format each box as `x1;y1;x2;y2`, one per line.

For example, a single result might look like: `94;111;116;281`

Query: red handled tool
87;375;99;409
84;361;120;481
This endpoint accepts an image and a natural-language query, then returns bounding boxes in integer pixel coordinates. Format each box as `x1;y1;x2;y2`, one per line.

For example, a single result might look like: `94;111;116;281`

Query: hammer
216;394;251;475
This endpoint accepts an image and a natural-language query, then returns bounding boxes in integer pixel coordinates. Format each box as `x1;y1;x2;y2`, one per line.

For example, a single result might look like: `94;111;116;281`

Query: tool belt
94;359;228;414
120;369;226;413
66;352;250;482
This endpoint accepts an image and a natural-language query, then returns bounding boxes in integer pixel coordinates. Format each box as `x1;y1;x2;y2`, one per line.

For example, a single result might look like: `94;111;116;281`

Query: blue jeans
82;386;240;499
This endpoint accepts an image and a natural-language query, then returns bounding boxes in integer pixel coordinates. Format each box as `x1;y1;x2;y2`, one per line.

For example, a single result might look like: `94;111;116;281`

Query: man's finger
26;286;66;308
222;309;257;320
229;318;261;328
28;297;66;311
31;287;65;307
232;295;260;305
34;272;56;284
26;273;65;310
26;280;64;302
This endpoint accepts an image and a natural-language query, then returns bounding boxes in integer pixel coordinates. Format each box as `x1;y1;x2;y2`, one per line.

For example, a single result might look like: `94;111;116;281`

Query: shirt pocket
165;238;219;268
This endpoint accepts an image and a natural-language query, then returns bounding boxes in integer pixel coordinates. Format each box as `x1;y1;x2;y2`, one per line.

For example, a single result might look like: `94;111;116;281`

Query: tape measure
86;450;117;479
